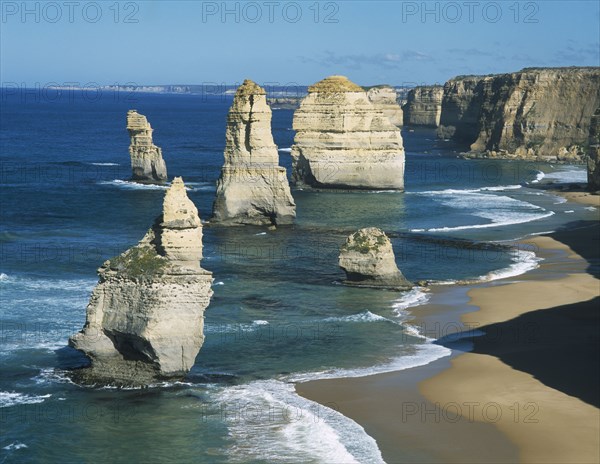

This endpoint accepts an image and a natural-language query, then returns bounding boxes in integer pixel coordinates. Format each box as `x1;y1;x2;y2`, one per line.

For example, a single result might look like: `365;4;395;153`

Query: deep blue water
0;90;596;463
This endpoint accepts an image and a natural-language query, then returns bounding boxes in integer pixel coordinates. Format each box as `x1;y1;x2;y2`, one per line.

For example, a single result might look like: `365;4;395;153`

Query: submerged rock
589;108;600;192
69;177;213;386
291;76;406;190
366;86;403;127
339;227;412;290
211;79;296;226
127;109;168;183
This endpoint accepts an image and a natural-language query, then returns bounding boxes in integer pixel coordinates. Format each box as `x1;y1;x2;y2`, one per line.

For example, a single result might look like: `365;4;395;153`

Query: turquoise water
0;90;597;462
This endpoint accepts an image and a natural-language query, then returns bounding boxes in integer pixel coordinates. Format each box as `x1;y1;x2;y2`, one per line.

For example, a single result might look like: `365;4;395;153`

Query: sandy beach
297;193;600;463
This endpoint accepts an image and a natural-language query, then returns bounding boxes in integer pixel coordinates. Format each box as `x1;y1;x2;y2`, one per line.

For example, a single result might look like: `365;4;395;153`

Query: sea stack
588;108;600;192
291;76;406;190
69;177;213;385
339;227;412;290
403;85;444;127
127;109;168;183
211;79;296;226
366;86;403;127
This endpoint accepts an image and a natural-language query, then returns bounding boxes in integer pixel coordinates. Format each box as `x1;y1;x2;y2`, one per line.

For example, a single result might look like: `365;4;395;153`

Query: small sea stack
69;177;213;386
127;109;168;183
339;227;413;290
211;79;296;226
291;75;406;190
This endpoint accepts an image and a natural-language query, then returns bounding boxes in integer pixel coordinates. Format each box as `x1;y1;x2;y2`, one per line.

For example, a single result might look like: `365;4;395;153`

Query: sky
1;0;599;87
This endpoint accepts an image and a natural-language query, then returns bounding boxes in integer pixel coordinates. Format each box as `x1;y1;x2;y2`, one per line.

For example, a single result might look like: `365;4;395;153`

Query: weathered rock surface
403;85;443;127
339;227;412;290
438;68;600;162
127;110;168;182
291;76;406;190
267;97;302;109
69;177;213;385
588;108;600;191
212;80;296;226
366;86;403;127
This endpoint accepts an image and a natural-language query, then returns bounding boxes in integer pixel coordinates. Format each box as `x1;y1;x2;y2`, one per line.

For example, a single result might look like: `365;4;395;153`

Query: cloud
553;42;600;64
299;50;434;70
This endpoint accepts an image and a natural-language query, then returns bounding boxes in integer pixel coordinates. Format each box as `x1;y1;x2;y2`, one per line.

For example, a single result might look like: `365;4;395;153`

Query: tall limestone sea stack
69;178;213;385
211;80;295;226
588;108;600;191
291;76;406;190
127;110;168;183
403;85;443;127
339;228;412;290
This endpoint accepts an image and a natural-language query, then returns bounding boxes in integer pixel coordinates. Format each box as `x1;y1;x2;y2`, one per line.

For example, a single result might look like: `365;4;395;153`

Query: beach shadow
547;220;600;278
438;296;600;408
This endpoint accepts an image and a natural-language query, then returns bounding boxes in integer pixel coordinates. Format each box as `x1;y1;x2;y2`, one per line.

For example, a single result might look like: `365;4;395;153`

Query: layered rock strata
588;108;600;191
366;86;403;127
339;227;412;290
403;85;443;127
69;177;213;385
438;68;600;162
291;76;406;190
127;110;168;182
211;80;295;226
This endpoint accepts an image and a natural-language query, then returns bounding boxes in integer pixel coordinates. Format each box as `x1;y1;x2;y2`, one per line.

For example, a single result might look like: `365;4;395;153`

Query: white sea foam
322;310;394;324
391;288;430;313
210;380;384;464
204;320;271;334
0;272;8;281
90;162;119;166
255;232;267;236
410;188;554;232
545;168;587;183
477;249;541;282
213;281;225;286
98;179;168;190
564;210;575;213
3;442;28;451
278;147;292;153
0;391;51;408
530;171;545;184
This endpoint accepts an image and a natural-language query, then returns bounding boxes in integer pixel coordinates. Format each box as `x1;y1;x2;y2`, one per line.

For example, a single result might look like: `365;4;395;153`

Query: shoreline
296;191;599;463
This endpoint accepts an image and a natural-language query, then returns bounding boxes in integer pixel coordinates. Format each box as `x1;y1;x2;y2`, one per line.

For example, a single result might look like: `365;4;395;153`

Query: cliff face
69;178;213;386
366;86;403;127
211;80;296;226
588;108;600;191
438;68;600;162
403;85;443;127
339;227;412;290
127;110;168;182
291;76;406;190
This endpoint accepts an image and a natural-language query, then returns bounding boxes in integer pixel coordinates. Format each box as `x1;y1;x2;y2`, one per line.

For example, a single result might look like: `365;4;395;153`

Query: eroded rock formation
339;227;412;290
438;68;600;162
588;108;600;191
366;86;403;127
291;76;405;190
212;80;296;226
403;85;443;127
127;110;168;182
69;177;213;385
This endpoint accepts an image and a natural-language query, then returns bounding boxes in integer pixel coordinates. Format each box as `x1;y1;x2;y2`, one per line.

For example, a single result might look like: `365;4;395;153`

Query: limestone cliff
69;177;213;385
211;80;296;226
403;85;443;127
588;108;600;191
438;68;600;162
127;110;168;182
339;228;412;290
366;86;403;127
291;76;406;190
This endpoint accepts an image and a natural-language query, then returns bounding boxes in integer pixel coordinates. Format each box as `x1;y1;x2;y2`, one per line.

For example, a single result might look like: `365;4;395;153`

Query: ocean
0;89;596;463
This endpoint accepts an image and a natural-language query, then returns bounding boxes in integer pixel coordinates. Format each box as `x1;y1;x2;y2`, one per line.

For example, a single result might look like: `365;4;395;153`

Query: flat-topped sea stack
403;85;443;127
366;86;403;127
339;227;412;290
438;68;600;162
127;109;168;183
211;80;296;226
588;108;600;191
291;76;406;190
69;177;213;386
